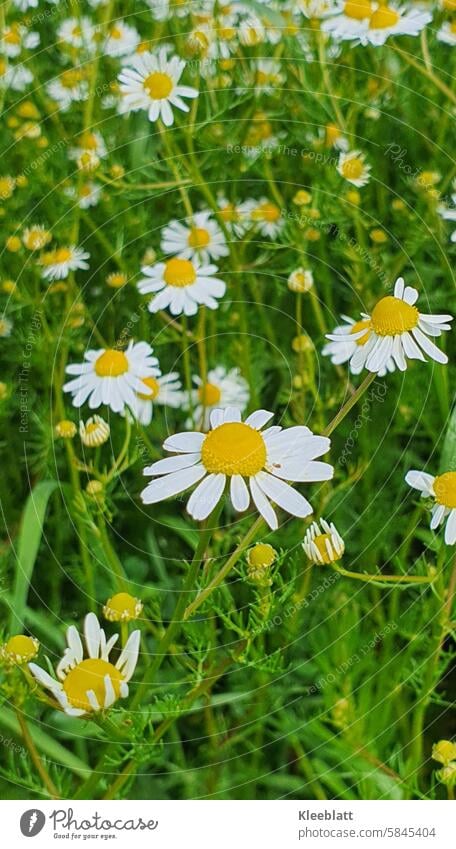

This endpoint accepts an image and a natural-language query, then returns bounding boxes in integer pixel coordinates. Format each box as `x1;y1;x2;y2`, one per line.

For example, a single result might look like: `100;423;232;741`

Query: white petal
230;475;250;511
116;629;140;682
104;674;117;708
209;408;225;429
86;690;100;711
186;473;226;521
84;613;102;659
244;409;274;430
143;453;201;477
66;625;83;663
29;663;61;692
411;327;448;364
222;406;242;423
163;431;205;453
405;470;435;494
431;503;446;529
249;477;278;530
255;471;313;519
444;510;456;545
141;464;206;504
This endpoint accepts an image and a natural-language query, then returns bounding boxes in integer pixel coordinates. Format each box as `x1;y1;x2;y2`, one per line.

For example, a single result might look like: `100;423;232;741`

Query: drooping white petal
444;509;456;545
104;674;117;708
255;471;313;519
405;470;435;494
141;464;206;504
411;327;448;364
86;689;100;711
249;476;278;530
230;475;250;511
431;503;446;529
186;473;226;521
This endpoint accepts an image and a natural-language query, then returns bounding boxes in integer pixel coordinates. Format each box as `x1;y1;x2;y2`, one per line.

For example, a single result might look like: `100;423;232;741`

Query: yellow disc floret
137;376;160;400
201;422;266;476
95;349;129;377
433;472;456;509
103;592;143;623
143;72;173;99
369;5;400;29
313;533;340;564
370;296;419;336
163;258;197;287
63;658;122;711
1;634;39;664
344;0;373;19
188;227;210;249
198;382;222;406
248;543;277;569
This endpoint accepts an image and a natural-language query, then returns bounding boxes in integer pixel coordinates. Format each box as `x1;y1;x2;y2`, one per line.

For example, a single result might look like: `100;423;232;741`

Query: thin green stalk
16;709;60;799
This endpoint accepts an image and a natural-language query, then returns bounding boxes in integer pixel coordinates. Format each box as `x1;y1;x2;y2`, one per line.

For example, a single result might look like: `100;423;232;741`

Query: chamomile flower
145;0;190;21
141;407;333;530
0;62;33;91
1;23;39;58
67;181;102;209
405;469;456;545
0;175;15;200
57;17;95;50
337;150;371;187
69;131;107;162
55;420;77;439
79;415;110;447
303;518;345;564
39;246;90;280
29;613;140;716
250;198;285;238
22;225;52;251
103;21;140;58
103;593;143;623
118;48;198;126
359;3;432;46
188;366;250;430
47;69;89;111
322;314;395;375
437;21;456;45
322;1;373;41
161;212;228;264
288;268;314;293
325;278;453;374
64;341;160;414
1;634;39;665
253;59;285;93
217;195;255;236
127;372;183;426
138;257;226;317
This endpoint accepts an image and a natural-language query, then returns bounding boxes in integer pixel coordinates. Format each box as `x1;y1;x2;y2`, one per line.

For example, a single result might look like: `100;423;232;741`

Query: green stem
323;372;376;437
16;709;60;799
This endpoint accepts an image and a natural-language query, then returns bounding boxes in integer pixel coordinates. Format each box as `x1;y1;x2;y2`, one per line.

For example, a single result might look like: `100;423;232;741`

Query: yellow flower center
370;296;419;336
24;228;50;250
198;382;222;406
248;543;276;568
313;534;336;564
110;26;122;39
95;349;129;377
4;28;21;45
201;422;266;476
104;592;141;622
219;203;239;223
433;472;456;509
369;5;399;29
163;258;197;287
63;658;122;711
61;69;84;88
188;226;211;249
5;634;37;661
143;71;173;99
42;248;72;265
56;420;76;438
451;21;456;35
107;272;127;288
80;132;98;150
137;376;160;400
344;0;373;19
71;25;82;37
350;318;371;346
251;202;280;223
325;123;342;146
341;157;364;180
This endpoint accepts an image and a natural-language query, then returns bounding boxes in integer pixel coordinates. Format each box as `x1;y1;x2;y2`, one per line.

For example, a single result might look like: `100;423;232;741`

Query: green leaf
9;480;58;632
440;405;456;472
0;707;89;778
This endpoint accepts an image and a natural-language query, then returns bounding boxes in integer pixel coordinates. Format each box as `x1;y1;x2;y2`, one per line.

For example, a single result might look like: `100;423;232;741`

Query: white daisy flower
217;195;256;237
63;341;160;414
127;372;183;426
29;613;140;716
68;131;107;162
405;469;456;545
253;59;285;93
141;407;333;530
145;0;190;21
161;211;229;264
1;24;39;58
118;48;198;126
46;70;89;111
187;366;250;430
437;21;456;46
322;314;395;376
79;415;110;447
57;17;95;50
67;181;102;209
288;268;314;293
359;4;432;46
337;150;371;187
299;0;336;19
250;198;285;238
138;257;226;317
103;21;140;58
0;62;33;91
39;246;90;281
325;277;453;375
303;518;345;564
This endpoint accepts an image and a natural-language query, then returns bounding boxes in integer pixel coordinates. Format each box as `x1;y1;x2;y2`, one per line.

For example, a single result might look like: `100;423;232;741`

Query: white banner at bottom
1;800;453;849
